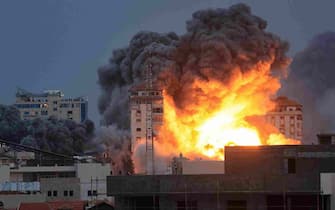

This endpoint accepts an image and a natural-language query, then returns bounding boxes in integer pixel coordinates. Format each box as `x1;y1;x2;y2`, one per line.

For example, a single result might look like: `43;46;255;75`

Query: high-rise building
14;88;88;123
129;83;163;174
266;96;303;140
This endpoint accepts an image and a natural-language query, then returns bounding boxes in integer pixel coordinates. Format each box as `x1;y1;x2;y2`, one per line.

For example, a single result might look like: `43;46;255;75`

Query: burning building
266;96;303;141
102;3;305;174
129;82;163;174
129;83;163;152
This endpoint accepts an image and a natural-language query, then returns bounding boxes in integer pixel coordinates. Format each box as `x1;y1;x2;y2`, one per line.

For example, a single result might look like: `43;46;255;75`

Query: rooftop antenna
145;58;155;175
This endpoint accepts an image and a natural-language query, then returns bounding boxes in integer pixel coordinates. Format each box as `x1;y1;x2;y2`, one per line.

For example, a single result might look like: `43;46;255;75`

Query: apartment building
14;88;88;123
129;83;163;152
266;96;303;140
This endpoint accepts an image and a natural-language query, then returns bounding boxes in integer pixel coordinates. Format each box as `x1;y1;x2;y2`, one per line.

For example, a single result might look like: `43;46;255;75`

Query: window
60;103;69;108
136;118;141;122
53;190;58;197
47;191;52;197
64;190;68;196
67;111;73;114
41;110;48;116
136;128;141;132
24;111;29;115
153;107;163;113
286;158;296;174
88;190;97;196
290;116;295;125
69;190;73;196
53;108;57;111
15;104;41;109
53;101;58;104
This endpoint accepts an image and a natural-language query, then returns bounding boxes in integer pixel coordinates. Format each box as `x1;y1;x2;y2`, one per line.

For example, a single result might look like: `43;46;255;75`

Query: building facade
0;162;112;209
108;144;335;210
266;96;303;140
14;88;88;123
129;83;163;152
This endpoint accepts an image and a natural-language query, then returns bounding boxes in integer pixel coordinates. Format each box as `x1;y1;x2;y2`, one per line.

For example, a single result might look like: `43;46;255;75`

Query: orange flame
157;60;300;160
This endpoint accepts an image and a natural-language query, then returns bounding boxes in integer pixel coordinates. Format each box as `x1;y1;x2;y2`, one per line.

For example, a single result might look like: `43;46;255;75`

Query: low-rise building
107;144;335;210
0;162;112;208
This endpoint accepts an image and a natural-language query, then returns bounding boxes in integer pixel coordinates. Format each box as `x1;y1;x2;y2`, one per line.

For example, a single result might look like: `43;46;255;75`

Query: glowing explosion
97;3;303;171
157;59;300;160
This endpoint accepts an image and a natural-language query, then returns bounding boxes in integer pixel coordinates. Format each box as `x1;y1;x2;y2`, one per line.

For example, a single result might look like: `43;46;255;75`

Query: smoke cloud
94;125;134;174
98;3;289;127
280;31;335;143
98;32;179;129
98;3;291;170
158;4;289;110
0;104;95;155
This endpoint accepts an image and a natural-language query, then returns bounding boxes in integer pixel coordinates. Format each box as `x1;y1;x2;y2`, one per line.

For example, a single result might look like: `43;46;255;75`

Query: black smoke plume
98;3;290;170
94;125;134;174
0;104;95;155
98;3;289;127
280;31;335;143
98;31;179;128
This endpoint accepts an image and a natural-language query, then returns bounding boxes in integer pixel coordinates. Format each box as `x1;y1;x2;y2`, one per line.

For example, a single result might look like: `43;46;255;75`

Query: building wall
172;158;225;175
321;173;335;210
130;89;163;152
0;165;10;183
115;193;265;210
40;177;80;201
0;194;45;209
225;145;335;178
15;89;88;123
76;163;112;201
130;87;163;174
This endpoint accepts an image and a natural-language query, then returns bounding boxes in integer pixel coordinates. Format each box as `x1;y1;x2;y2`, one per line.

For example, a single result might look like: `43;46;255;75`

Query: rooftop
19;201;86;210
129;81;163;92
16;88;64;98
274;96;302;107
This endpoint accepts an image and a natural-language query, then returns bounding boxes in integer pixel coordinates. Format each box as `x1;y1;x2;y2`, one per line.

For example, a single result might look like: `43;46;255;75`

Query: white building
14;88;88;123
129;83;163;152
266;96;303;140
0;162;112;208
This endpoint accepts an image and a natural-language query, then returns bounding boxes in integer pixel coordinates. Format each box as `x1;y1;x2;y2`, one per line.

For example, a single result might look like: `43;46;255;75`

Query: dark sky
1;0;334;124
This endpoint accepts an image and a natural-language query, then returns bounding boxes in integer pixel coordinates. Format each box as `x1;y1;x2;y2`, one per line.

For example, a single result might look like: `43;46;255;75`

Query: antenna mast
145;61;155;175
